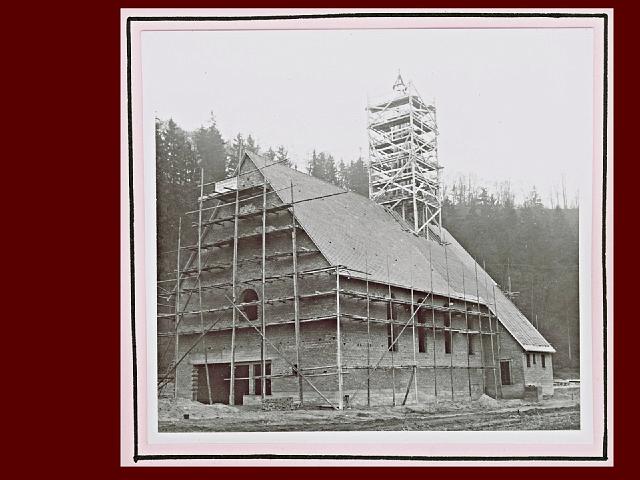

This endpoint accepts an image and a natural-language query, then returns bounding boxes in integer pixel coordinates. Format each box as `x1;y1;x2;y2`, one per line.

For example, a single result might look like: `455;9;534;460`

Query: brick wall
523;351;554;396
492;324;555;398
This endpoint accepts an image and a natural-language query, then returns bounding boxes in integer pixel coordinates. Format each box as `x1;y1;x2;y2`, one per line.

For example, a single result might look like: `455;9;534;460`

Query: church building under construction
157;76;555;409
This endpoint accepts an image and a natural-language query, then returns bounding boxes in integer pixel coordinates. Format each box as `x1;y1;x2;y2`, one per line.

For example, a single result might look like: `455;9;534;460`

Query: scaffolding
157;161;502;410
367;74;442;239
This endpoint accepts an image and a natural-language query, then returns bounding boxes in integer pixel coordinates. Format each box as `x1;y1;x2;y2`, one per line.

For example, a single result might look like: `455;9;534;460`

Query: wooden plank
402;367;416;406
291;181;303;404
483;262;499;398
493;285;503;399
260;177;267;400
462;264;472;399
174;217;182;399
365;253;371;408
429;242;438;400
474;261;486;394
198;169;212;405
229;179;240;406
443;240;454;401
410;271;419;404
336;266;344;410
386;255;396;406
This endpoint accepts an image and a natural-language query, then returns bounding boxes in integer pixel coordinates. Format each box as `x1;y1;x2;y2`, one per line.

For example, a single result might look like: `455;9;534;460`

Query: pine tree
192;113;226;183
264;147;276;161
226;133;245;176
346;157;369;196
275;145;293;168
307;150;319;176
155;118;199;279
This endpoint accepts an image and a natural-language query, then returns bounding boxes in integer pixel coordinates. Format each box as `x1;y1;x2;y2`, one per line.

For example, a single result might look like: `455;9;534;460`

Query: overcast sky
142;27;593;205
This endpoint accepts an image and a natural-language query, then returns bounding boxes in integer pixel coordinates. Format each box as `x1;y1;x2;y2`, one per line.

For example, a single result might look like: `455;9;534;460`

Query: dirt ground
158;394;580;432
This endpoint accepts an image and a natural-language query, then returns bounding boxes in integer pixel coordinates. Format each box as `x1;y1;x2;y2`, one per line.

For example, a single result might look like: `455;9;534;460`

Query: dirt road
158;398;579;432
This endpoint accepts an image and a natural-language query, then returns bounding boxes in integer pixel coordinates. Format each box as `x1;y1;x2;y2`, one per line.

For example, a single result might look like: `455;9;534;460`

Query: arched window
239;289;259;321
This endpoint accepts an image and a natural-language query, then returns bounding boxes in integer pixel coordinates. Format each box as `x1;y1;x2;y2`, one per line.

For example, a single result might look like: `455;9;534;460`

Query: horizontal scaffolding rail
160;311;499;336
183;225;301;252
179;249;320;277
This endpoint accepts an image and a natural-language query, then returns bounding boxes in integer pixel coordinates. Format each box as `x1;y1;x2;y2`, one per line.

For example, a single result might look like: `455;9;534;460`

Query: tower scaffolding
367;74;442;239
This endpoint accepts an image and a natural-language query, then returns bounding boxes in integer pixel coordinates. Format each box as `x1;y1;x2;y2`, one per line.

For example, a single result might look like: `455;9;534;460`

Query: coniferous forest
156;116;580;372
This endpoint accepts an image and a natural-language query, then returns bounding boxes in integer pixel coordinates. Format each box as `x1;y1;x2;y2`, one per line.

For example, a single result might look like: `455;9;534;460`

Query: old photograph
122;10;610;463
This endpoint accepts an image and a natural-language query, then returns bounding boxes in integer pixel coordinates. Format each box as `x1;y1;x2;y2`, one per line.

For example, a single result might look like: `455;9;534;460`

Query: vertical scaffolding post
429;242;438;401
410;270;419;404
365;253;371;408
474;261;486;394
198;169;212;405
483;269;498;398
492;285;503;399
386;255;396;406
336;266;344;410
229;180;240;405
174;217;182;399
433;102;444;241
443;241;454;401
462;265;472;399
290;181;303;404
260;177;267;399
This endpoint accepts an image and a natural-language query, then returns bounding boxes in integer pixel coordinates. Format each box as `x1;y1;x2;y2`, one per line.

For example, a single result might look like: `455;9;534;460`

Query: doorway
195;362;257;405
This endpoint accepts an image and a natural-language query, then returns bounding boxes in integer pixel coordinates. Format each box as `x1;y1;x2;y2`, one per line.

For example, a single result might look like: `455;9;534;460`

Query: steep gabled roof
244;152;555;353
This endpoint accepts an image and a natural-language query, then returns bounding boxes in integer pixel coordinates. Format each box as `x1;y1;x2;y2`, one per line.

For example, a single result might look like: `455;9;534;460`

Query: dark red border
15;1;629;477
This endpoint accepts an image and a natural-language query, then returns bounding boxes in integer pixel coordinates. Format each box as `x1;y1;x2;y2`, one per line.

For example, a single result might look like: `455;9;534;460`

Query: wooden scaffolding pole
260;177;267;399
229;181;240;405
474;261;486;394
483;265;499;398
462;265;472;399
290;181;303;404
492;285;503;399
198;169;212;405
410;269;419;404
386;255;396;406
174;217;182;399
336;266;344;410
429;241;438;400
402;368;416;406
365;252;371;407
443;241;454;401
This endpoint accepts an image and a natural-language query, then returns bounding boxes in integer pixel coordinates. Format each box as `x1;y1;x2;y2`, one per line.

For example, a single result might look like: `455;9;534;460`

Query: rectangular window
254;362;272;396
387;298;397;352
526;353;531;367
468;334;474;355
500;360;512;385
417;304;426;353
533;354;537;365
444;330;451;354
542;354;546;368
